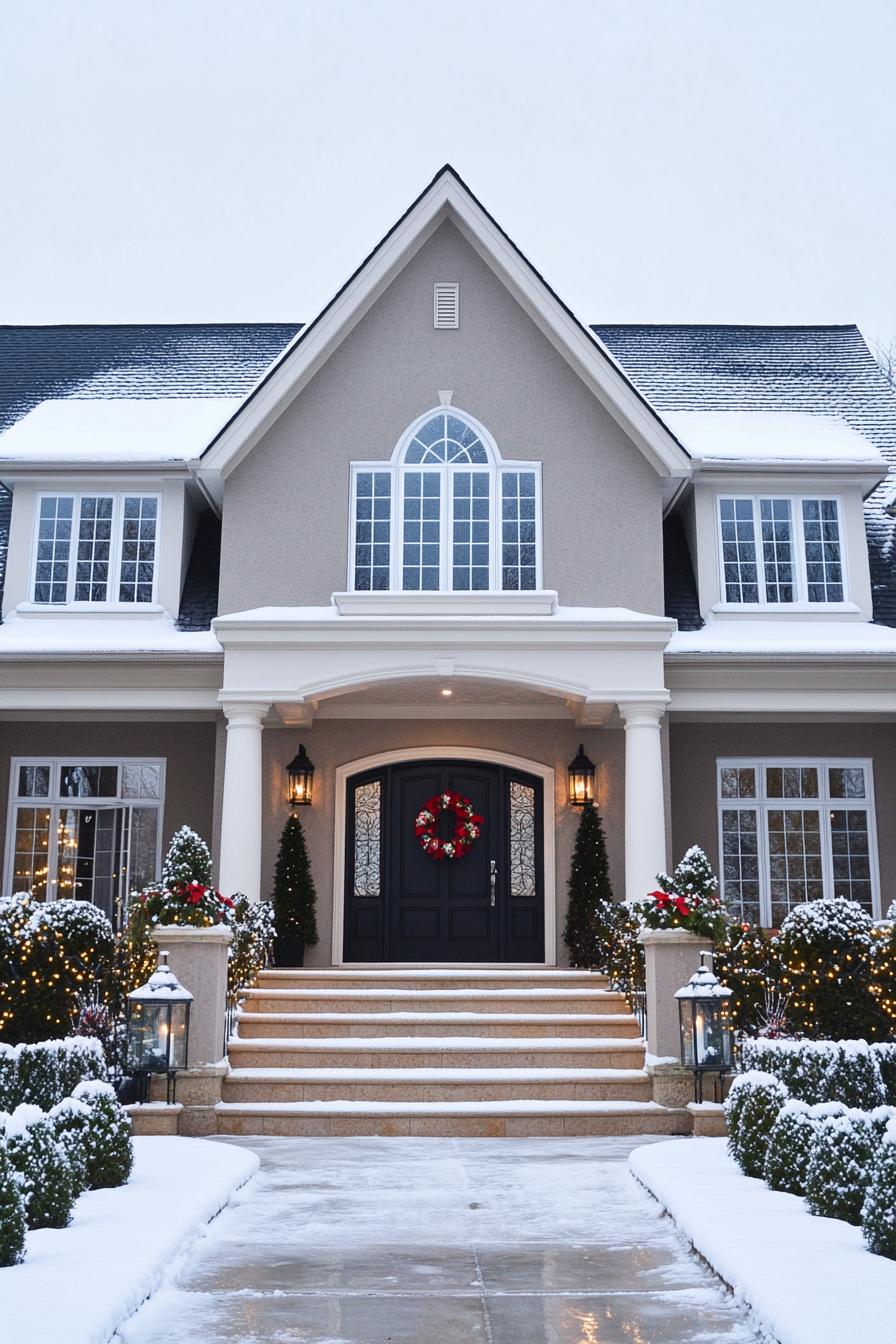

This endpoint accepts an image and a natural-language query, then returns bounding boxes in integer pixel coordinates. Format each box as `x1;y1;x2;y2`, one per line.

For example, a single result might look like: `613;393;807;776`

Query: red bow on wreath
414;790;484;861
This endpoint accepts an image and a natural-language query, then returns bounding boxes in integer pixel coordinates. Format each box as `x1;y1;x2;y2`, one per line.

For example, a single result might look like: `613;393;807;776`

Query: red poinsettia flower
187;890;203;905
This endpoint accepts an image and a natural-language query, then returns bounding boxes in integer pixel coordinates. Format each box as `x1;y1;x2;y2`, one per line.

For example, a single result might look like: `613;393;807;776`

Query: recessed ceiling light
441;688;453;697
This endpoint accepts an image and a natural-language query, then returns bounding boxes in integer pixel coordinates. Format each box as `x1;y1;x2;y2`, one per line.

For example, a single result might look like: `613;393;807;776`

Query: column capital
617;698;668;728
220;699;271;727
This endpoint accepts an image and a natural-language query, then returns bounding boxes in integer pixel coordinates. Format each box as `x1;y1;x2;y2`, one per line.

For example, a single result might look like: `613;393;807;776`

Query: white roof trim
198;168;691;481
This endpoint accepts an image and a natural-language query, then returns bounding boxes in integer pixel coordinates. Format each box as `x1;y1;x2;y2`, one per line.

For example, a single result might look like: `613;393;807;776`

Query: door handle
490;860;497;907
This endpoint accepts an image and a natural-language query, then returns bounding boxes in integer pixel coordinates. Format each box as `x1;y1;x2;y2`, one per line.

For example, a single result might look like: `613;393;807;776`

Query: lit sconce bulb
441;688;453;697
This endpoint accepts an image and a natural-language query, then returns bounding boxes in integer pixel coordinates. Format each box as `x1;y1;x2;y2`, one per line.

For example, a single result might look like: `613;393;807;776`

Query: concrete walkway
119;1136;760;1344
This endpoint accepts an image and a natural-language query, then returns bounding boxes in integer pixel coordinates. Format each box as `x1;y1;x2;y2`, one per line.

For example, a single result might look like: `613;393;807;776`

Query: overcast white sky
1;0;894;351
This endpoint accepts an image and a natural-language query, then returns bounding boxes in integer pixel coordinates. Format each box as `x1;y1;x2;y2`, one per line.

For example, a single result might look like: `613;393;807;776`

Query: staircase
217;968;690;1137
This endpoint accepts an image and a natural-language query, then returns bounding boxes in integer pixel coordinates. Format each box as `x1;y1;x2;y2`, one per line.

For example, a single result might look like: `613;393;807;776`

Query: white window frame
30;490;162;608
347;406;543;593
716;756;880;923
4;756;166;909
715;492;850;608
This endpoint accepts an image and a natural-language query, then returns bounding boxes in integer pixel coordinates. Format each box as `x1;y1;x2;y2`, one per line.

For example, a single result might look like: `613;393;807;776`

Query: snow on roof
0;397;244;463
667;618;896;656
663;411;884;466
0;612;221;655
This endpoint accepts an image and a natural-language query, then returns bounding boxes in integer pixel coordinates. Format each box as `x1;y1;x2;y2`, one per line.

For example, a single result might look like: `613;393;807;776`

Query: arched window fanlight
350;405;542;594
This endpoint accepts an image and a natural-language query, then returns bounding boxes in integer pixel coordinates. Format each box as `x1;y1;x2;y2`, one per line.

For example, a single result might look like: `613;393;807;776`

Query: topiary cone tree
161;826;212;889
564;800;614;968
272;813;319;966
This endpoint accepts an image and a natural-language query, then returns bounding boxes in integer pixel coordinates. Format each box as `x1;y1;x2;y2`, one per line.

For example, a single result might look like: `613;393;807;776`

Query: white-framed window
349;406;542;592
717;758;879;926
717;494;846;606
4;757;165;924
31;492;161;605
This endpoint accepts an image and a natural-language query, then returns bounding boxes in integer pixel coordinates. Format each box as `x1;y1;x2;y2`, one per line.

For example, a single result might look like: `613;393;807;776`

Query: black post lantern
675;950;734;1103
286;743;315;806
126;952;193;1103
567;744;595;807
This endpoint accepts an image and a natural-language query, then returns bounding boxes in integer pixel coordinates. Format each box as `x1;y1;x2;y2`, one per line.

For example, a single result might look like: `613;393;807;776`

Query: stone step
241;988;628;1016
222;1066;651;1103
257;969;609;991
234;1010;641;1040
214;1098;691;1138
227;1036;646;1071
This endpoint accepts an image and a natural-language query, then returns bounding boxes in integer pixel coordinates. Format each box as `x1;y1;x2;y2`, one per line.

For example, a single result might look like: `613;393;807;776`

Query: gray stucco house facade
2;166;895;967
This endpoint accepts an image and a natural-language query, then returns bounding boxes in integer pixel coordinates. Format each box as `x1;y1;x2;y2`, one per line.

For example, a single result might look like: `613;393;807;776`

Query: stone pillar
619;700;668;904
638;927;713;1062
149;924;232;1068
218;700;268;902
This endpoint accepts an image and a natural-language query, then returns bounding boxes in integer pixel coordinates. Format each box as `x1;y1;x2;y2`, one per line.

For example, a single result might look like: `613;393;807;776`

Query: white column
218;701;269;902
619;700;668;904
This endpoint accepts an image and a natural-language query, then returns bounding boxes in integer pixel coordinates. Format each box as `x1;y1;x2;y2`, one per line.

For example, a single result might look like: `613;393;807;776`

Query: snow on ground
0;1136;257;1344
630;1136;896;1344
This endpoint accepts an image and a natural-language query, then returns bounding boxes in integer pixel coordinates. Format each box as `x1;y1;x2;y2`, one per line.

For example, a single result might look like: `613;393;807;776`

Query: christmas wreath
414;791;484;861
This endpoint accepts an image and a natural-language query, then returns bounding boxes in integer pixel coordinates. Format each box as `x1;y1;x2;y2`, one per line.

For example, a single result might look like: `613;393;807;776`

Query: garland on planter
414;792;484;861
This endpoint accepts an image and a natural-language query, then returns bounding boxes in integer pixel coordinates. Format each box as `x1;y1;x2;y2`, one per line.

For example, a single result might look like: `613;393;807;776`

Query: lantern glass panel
128;1001;171;1074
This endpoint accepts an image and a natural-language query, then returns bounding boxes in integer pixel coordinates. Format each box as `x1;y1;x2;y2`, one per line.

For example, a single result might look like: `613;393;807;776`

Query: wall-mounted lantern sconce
286;744;315;806
567;744;595;807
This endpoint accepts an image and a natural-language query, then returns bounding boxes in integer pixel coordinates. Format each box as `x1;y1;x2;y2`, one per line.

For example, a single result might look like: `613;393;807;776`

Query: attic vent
433;282;459;329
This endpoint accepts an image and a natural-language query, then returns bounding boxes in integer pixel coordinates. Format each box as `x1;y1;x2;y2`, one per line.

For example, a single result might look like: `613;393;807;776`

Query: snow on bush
726;1070;789;1177
862;1118;896;1258
0;1138;26;1267
806;1109;879;1225
0;1041;16;1110
871;1042;896;1104
829;1041;887;1110
764;1099;817;1194
2;1104;75;1230
777;897;879;1039
50;1095;92;1196
14;1037;107;1111
161;824;212;888
741;1037;886;1108
637;845;728;940
72;1080;133;1189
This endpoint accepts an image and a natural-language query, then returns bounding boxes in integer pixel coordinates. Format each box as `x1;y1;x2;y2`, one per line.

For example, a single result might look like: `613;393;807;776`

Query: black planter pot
273;934;306;968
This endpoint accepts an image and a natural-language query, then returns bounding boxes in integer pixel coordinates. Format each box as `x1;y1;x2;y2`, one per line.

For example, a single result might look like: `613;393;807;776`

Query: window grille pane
128;807;159;892
501;471;537;591
11;807;51;900
759;499;794;602
402;471;441;590
828;766;866;799
721;808;762;925
405;412;487;464
720;767;756;799
509;781;537;897
121;763;162;800
59;765;119;798
802;499;843;602
74;496;114;602
353;472;392;591
829;809;872;912
118;496;158;603
766;808;824;925
766;766;818;798
16;765;51;798
719;498;759;602
452;471;490;590
33;496;73;603
353;780;382;897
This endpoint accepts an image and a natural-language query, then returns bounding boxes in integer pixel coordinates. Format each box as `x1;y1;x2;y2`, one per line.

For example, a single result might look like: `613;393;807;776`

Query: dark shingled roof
0;323;301;621
595;324;896;628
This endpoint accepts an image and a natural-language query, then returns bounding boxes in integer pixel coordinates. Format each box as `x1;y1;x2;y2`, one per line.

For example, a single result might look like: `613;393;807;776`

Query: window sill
710;601;864;620
15;602;167;620
332;590;558;617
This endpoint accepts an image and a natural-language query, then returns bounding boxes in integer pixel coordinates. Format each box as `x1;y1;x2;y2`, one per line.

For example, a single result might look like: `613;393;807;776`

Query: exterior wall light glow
567;744;595;806
286;743;315;806
675;950;734;1103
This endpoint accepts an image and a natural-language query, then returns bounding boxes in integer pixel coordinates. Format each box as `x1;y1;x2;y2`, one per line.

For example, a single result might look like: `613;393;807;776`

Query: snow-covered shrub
0;1140;26;1267
161;825;212;888
3;1104;75;1229
741;1038;830;1102
228;895;275;1001
871;1042;896;1104
50;1095;92;1196
826;1041;886;1110
862;1118;896;1258
806;1109;879;1225
725;1071;789;1177
713;922;782;1035
0;1042;16;1111
134;881;234;929
777;897;879;1039
14;1037;107;1111
72;1080;133;1188
636;846;727;940
764;1099;817;1194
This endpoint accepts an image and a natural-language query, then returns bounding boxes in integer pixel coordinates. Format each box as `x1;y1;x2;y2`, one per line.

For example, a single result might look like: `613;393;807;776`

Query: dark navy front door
343;759;544;963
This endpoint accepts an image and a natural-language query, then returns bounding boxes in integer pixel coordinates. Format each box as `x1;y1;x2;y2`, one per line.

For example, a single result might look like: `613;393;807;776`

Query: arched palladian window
350;407;542;592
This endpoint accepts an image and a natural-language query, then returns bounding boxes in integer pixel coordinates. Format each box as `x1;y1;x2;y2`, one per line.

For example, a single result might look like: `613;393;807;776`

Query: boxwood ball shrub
725;1071;789;1177
0;1141;26;1267
777;897;880;1040
764;1100;817;1195
3;1104;75;1230
806;1109;879;1225
862;1117;896;1258
72;1080;133;1189
50;1096;92;1197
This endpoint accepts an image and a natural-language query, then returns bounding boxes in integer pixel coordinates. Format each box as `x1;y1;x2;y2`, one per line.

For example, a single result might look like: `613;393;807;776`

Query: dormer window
32;492;160;605
718;494;846;606
349;407;542;592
